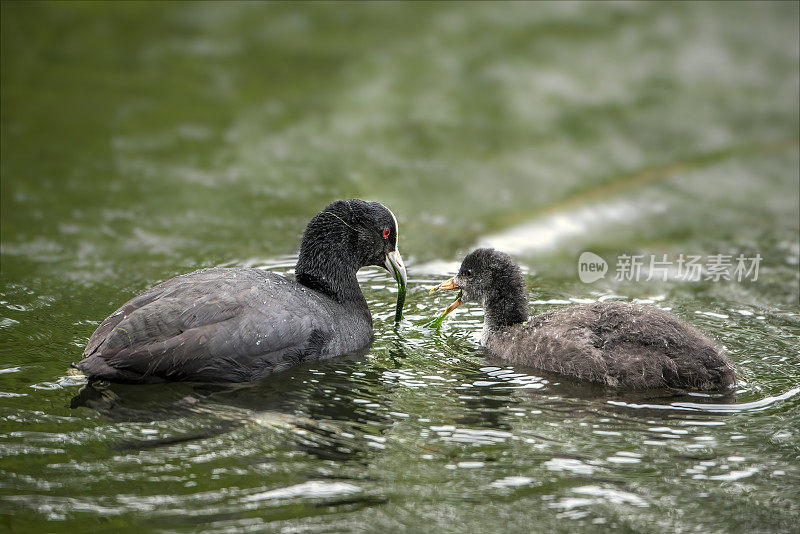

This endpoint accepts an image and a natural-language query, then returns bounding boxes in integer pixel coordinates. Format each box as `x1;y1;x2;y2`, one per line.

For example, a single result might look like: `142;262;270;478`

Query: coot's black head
430;248;528;329
296;199;407;299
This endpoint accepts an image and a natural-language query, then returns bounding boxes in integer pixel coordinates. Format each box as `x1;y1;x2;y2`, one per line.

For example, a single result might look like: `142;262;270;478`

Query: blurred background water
1;2;798;532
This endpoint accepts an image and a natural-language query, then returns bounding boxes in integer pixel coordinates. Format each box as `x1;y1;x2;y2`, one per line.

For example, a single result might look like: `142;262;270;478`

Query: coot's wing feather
79;268;334;382
84;268;233;356
83;281;176;357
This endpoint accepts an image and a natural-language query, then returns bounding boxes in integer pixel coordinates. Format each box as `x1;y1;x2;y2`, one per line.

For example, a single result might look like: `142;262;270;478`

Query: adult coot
430;248;737;390
74;199;407;383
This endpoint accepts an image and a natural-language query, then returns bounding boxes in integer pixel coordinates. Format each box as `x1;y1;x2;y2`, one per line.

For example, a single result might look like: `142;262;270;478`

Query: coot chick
430;248;737;390
74;199;407;383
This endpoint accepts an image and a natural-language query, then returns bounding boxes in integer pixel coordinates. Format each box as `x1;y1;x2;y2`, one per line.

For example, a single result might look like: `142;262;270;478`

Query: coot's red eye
382;228;391;239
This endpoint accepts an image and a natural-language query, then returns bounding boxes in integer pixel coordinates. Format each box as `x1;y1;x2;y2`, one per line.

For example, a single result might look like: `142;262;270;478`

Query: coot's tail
72;355;161;384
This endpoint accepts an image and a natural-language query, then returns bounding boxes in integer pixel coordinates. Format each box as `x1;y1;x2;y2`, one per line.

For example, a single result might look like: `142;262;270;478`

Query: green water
1;2;798;532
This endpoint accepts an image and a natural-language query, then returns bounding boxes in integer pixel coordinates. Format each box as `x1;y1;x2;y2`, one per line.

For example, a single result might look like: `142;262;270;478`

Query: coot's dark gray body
78;268;371;383
432;248;737;391
75;199;406;383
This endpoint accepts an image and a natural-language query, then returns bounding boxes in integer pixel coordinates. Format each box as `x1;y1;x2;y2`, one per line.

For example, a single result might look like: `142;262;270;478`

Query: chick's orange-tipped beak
441;294;463;317
429;277;460;294
430;277;463;319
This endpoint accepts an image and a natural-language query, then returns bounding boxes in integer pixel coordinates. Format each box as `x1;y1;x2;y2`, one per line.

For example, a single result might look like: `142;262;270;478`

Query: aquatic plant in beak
385;249;407;323
427;277;463;329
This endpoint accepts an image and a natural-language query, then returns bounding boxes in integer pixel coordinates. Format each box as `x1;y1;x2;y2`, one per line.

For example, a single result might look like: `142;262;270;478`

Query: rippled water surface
2;3;799;532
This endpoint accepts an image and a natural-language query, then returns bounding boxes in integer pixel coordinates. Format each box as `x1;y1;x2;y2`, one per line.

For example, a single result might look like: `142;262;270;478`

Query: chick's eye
382;228;391;239
464;269;473;277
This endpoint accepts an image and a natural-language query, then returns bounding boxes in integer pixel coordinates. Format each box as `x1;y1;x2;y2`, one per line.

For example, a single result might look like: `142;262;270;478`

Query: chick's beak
429;277;459;294
429;277;462;318
384;249;407;287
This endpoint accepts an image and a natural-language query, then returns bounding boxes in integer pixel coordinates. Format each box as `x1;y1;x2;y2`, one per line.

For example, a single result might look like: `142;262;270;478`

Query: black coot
430;248;737;390
74;199;407;383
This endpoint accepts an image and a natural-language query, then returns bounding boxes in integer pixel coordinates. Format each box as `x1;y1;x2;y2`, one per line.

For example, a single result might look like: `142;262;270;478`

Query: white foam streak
478;200;665;255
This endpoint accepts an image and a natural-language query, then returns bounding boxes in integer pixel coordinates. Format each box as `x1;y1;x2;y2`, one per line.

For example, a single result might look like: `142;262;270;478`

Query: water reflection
608;386;799;414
